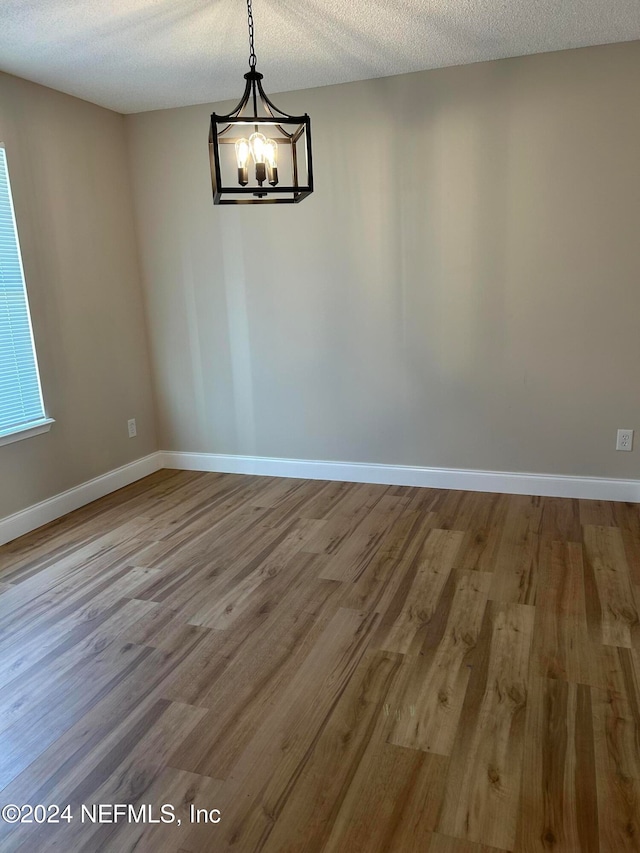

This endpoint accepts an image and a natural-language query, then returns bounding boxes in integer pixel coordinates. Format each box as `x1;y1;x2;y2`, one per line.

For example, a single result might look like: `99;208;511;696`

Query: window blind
0;147;46;435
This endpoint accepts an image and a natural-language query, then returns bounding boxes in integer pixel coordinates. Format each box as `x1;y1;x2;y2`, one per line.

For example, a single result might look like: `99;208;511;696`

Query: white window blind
0;146;47;436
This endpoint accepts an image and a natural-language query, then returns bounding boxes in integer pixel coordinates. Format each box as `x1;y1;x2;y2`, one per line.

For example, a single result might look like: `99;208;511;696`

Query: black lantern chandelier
209;0;313;205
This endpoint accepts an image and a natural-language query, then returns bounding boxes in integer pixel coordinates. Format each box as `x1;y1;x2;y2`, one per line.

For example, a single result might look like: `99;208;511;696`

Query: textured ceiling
0;0;639;113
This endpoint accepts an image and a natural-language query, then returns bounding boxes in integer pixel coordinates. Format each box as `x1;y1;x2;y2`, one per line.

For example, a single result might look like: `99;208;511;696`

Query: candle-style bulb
235;138;250;186
249;132;267;184
264;138;278;186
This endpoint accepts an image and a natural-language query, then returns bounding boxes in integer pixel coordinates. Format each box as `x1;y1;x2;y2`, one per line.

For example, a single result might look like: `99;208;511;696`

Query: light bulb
249;132;267;163
264;138;277;168
235;138;250;168
235;138;250;186
264;138;279;186
249;132;267;185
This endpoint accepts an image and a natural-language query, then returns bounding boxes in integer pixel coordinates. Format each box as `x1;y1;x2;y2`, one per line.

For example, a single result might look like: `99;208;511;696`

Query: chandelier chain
246;0;257;68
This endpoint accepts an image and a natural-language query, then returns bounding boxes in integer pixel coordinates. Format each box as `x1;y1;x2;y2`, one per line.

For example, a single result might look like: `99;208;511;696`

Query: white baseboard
0;452;164;546
2;449;638;547
161;451;640;503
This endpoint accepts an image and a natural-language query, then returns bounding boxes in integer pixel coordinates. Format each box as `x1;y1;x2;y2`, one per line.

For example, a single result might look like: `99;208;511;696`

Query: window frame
0;143;53;446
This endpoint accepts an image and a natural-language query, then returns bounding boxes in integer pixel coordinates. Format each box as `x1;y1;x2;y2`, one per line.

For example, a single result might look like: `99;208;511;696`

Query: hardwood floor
0;469;638;852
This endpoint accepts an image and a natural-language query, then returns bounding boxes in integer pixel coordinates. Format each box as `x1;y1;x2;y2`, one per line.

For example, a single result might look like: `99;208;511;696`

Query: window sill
0;418;55;447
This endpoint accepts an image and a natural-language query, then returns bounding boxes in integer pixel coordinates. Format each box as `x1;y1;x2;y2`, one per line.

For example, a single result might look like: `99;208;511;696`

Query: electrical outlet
616;428;633;451
127;418;137;439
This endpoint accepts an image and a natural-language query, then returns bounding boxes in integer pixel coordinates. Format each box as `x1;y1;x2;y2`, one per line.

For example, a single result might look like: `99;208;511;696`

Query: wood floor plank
437;601;535;850
610;503;640;588
448;492;509;573
0;631;208;813
209;607;379;851
592;678;640;852
301;482;393;557
320;745;448;853
388;570;492;755
0;645;156;791
621;527;640;589
257;480;342;530
0;597;137;690
0;472;638;852
186;518;325;628
340;508;438;614
514;677;599;852
11;701;208;853
130;516;289;612
539;496;582;543
295;479;360;522
532;540;603;686
121;602;212;651
168;575;342;778
139;499;274;578
0;532;153;639
427;834;509;853
0;469;183;576
248;476;306;509
318;493;409;583
380;528;465;655
101;767;224;853
579;500;617;529
0;597;157;721
488;494;542;605
260;649;410;852
583;525;639;648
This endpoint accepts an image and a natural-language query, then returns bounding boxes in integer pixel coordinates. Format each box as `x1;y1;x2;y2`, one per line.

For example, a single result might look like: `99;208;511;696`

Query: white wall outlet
127;418;137;439
616;428;633;451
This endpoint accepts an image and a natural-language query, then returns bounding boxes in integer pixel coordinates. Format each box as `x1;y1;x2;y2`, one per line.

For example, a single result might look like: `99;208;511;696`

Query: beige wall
128;41;640;479
0;72;157;518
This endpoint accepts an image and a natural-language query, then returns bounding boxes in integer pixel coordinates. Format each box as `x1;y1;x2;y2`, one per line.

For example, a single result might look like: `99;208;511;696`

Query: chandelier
209;0;313;205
